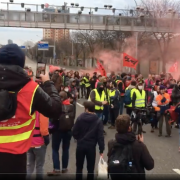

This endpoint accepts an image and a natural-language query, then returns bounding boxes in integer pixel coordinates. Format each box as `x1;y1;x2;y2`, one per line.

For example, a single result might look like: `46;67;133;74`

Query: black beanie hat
0;44;25;68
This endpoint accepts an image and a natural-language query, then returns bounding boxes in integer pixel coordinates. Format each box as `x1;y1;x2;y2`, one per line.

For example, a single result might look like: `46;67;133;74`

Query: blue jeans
95;112;103;121
52;130;72;170
119;96;124;115
103;105;109;125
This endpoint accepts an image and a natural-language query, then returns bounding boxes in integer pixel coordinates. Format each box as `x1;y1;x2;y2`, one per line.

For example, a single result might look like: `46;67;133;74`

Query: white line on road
173;169;180;175
76;102;84;108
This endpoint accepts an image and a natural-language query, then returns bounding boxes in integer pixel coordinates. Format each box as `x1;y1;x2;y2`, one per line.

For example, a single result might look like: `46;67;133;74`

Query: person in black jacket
0;44;61;179
73;101;105;180
108;114;154;180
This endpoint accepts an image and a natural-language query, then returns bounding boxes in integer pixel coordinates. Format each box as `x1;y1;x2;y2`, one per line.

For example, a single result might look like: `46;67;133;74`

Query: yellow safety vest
125;87;137;107
135;89;146;107
88;89;105;110
83;77;91;88
108;89;119;103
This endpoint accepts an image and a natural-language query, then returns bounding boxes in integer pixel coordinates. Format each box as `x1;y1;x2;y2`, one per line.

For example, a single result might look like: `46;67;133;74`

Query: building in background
43;6;70;41
43;29;70;41
8;39;13;44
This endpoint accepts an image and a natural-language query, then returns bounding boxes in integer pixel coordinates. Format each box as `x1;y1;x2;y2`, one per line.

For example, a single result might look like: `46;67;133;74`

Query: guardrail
0;10;178;32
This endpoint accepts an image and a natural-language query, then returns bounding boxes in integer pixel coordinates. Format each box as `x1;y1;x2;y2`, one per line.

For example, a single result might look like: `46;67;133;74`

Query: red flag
123;53;139;69
96;60;107;77
169;62;178;73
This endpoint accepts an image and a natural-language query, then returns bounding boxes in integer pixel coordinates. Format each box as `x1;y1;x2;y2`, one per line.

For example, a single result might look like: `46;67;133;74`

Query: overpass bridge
0;9;179;33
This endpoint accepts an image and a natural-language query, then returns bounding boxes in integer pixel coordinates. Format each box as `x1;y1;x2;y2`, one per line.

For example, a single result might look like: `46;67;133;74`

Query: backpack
58;104;75;132
0;90;18;121
124;89;132;105
108;143;138;180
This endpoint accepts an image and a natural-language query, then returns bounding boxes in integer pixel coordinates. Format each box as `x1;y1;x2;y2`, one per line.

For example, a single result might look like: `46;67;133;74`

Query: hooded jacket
0;65;61;119
108;132;154;180
73;112;105;153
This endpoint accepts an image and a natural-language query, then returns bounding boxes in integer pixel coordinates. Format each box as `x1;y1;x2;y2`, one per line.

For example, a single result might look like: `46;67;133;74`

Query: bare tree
140;0;180;72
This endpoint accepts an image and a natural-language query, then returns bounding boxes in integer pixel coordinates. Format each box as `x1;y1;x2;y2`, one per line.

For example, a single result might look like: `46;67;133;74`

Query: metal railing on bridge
0;9;179;32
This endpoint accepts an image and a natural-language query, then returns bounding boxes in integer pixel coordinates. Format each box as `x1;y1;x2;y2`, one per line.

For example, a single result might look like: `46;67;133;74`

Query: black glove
43;135;50;146
161;97;166;103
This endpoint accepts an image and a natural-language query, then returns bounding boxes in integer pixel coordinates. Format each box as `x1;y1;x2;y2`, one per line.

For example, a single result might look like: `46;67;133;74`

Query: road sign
38;41;49;51
20;46;26;49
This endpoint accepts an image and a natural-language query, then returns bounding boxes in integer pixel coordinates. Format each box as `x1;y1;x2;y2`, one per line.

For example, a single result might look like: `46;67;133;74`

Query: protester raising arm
32;73;62;119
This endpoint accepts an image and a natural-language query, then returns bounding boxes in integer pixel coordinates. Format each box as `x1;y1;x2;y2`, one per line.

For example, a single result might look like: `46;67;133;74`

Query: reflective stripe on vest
125;88;137;107
84;77;91;87
135;90;146;107
0;80;39;154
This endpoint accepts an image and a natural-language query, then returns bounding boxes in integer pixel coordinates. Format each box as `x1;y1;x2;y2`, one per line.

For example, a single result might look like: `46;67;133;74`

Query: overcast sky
0;0;139;45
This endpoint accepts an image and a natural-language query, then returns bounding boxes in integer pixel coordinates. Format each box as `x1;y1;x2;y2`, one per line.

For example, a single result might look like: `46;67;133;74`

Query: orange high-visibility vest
0;80;39;154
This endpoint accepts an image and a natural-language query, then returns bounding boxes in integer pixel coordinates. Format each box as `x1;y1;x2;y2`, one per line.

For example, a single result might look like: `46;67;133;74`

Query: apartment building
43;29;70;41
42;6;70;41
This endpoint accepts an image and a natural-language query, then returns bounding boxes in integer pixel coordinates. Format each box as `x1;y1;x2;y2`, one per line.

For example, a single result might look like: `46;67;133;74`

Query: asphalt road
26;57;180;179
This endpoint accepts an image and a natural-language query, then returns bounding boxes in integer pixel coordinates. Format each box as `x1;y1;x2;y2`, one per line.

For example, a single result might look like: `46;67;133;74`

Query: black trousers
86;87;91;99
80;85;85;98
0;152;26;179
76;146;96;180
110;108;119;126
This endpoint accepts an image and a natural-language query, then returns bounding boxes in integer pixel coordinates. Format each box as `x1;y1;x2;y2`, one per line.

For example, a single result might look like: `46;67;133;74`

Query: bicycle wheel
132;122;138;135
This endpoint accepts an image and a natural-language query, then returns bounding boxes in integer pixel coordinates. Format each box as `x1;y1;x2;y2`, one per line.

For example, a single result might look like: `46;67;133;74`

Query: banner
169;62;178;73
96;60;107;77
123;53;139;69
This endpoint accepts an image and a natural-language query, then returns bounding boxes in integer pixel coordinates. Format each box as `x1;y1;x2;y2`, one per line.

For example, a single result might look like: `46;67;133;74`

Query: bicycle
130;106;160;135
130;108;148;135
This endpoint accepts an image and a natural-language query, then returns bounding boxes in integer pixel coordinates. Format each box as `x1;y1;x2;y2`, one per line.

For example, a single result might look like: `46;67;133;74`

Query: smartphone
36;62;46;78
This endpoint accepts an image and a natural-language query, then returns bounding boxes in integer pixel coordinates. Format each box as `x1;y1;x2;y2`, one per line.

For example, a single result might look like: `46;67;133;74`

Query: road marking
76;102;84;108
173;169;180;175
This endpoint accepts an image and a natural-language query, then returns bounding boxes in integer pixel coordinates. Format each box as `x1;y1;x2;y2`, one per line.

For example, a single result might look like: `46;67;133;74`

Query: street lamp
75;3;79;7
108;5;112;9
81;6;84;11
71;3;74;7
104;5;107;9
21;3;24;8
94;7;98;12
78;10;82;15
112;8;116;13
41;4;44;9
9;0;13;3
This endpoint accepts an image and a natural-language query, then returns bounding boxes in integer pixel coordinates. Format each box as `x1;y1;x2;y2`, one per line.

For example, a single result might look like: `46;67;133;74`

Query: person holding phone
107;114;154;180
0;44;61;179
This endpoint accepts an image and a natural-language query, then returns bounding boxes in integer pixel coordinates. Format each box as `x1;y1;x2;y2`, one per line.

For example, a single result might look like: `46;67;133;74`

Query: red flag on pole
123;53;139;69
168;62;178;73
96;60;107;77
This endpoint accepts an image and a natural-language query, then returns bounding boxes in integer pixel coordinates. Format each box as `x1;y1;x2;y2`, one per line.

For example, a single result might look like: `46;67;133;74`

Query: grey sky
0;0;139;45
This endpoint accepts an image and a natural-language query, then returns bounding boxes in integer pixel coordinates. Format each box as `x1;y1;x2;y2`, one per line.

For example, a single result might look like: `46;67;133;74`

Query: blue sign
20;46;26;49
38;41;49;50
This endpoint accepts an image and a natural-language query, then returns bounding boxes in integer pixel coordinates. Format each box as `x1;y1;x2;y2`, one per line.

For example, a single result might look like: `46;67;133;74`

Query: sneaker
47;170;61;176
151;128;154;133
142;130;146;133
103;130;106;135
158;134;162;137
108;126;115;129
62;169;68;174
165;135;171;137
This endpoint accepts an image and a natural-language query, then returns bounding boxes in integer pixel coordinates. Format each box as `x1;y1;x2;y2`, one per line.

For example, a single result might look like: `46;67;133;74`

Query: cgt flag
169;62;178;73
123;53;139;69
